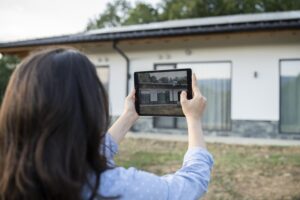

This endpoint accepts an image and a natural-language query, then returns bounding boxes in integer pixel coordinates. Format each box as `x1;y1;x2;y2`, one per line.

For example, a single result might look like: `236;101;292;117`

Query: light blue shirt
83;133;214;200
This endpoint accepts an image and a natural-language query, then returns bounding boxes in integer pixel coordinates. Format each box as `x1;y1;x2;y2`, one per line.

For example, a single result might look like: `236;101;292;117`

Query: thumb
180;90;187;104
127;89;135;99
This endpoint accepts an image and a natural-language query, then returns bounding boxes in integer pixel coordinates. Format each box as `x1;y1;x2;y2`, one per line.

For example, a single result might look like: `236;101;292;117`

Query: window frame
279;58;300;134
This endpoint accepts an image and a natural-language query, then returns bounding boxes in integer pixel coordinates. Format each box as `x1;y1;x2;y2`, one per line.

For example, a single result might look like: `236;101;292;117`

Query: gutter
0;19;300;49
113;41;130;95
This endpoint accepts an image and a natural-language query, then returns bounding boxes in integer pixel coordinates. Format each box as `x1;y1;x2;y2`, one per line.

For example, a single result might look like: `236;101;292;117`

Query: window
96;66;109;92
280;60;300;133
140;91;151;104
178;62;231;131
153;62;231;131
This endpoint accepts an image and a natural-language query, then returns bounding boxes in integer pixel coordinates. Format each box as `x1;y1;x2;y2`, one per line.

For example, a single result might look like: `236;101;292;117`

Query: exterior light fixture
254;71;258;78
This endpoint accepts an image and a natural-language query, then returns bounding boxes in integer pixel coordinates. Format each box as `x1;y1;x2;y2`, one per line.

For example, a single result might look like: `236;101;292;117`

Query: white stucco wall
85;31;300;120
88;52;127;117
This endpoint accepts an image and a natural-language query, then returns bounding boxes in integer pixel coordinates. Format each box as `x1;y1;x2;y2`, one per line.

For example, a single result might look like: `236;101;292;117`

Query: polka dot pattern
84;133;214;200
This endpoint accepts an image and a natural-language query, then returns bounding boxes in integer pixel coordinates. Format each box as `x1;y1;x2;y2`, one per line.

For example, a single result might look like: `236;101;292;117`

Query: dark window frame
153;61;232;131
279;58;300;134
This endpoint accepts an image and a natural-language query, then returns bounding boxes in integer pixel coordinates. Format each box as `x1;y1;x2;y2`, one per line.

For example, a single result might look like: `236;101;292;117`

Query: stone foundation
113;116;300;140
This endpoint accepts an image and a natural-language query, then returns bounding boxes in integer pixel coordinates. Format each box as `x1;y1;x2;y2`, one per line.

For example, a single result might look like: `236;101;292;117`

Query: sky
0;0;161;42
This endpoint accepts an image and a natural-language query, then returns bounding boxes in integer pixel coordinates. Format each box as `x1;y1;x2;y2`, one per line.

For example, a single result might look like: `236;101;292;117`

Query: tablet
134;68;192;116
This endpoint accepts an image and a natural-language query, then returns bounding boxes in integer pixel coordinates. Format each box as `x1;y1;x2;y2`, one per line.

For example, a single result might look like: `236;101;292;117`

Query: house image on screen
140;87;180;105
1;11;300;140
139;82;186;105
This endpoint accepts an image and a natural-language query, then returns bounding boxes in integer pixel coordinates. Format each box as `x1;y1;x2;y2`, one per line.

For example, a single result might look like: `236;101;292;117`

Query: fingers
192;73;201;96
180;90;187;104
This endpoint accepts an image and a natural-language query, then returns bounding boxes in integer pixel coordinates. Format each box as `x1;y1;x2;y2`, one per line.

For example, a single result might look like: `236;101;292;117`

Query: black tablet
134;68;192;116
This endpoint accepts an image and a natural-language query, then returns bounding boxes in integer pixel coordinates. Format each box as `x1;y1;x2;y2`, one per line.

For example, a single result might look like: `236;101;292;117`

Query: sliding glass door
153;62;231;131
177;62;231;131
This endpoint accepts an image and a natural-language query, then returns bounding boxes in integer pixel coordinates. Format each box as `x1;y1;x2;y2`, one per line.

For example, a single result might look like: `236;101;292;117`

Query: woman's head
0;47;110;200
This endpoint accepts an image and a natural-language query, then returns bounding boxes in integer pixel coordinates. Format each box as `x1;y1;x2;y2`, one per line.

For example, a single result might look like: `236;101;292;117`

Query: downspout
113;40;130;95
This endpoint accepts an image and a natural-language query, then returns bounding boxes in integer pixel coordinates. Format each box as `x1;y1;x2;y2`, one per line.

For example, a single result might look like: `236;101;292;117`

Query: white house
0;11;300;139
140;86;183;104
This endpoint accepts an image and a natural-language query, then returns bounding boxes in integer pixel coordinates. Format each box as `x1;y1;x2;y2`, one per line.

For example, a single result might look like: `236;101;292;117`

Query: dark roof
1;11;300;49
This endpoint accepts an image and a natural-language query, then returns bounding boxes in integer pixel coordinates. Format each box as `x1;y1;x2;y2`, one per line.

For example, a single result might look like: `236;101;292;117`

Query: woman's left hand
122;89;139;123
108;89;139;144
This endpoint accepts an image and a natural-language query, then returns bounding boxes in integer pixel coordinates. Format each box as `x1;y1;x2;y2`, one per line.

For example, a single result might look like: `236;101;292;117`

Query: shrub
0;55;19;103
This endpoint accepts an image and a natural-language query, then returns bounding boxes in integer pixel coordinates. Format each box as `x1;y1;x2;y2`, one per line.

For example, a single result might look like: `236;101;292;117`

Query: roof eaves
0;18;299;49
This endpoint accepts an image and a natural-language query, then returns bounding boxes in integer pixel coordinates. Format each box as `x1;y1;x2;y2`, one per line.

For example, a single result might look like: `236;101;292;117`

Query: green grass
115;138;300;200
116;151;184;169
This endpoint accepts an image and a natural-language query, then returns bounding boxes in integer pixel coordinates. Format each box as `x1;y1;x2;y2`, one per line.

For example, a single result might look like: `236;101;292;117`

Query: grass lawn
115;138;300;200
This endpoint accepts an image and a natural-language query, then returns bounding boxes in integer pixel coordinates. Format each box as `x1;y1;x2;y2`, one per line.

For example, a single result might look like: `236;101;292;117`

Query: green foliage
158;0;300;20
123;2;160;25
0;55;19;103
138;73;151;82
86;0;131;30
115;151;183;169
87;0;300;30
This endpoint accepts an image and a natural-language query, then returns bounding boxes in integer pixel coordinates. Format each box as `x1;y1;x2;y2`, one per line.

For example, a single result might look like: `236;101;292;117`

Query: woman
0;47;213;200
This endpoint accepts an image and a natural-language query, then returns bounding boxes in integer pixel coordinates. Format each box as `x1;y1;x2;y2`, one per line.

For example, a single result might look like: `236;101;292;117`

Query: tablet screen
134;69;192;116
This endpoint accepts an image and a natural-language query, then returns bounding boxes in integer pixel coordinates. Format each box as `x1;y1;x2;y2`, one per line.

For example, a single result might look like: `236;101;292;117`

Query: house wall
84;30;300;139
88;51;127;117
127;34;300;121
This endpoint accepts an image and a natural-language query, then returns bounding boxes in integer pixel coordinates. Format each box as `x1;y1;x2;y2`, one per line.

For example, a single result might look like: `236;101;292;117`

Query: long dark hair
0;47;112;200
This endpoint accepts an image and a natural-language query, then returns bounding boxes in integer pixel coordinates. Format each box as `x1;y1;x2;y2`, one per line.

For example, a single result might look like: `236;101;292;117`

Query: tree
150;75;158;83
139;73;151;82
86;0;300;30
159;0;300;20
86;0;131;30
123;2;159;25
159;77;169;83
262;0;300;11
0;55;19;103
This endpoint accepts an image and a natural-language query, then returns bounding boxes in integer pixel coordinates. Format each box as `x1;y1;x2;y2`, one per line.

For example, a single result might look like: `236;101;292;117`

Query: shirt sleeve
99;145;214;200
161;147;214;199
101;133;119;167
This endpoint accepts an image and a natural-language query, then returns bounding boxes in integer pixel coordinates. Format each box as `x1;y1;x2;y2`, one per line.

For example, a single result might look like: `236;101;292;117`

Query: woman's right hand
180;73;207;121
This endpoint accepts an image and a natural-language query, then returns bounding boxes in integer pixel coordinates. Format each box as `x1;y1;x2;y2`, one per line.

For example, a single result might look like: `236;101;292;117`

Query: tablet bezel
134;68;192;117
